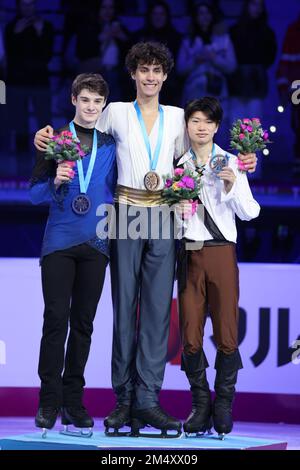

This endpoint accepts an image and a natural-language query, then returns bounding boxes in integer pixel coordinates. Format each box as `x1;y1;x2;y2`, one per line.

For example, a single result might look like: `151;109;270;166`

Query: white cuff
220;180;237;202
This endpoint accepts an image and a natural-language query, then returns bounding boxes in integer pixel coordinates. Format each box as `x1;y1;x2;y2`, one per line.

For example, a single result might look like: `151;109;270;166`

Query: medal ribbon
190;143;216;166
69;121;97;194
134;100;164;171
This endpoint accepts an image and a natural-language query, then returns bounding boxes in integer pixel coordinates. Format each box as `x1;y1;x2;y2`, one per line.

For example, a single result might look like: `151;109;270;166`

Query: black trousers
38;243;108;407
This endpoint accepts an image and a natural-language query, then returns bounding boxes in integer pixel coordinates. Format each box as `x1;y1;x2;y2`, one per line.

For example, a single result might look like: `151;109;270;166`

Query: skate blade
60;425;93;438
218;433;226;440
130;429;182;439
104;428;131;437
185;429;213;438
41;428;47;439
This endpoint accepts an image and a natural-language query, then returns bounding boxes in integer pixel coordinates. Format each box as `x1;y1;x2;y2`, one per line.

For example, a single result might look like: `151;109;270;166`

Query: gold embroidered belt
115;185;166;207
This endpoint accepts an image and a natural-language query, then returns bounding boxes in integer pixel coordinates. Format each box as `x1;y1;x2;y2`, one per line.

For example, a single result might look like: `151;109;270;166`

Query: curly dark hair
125;41;174;75
71;73;109;100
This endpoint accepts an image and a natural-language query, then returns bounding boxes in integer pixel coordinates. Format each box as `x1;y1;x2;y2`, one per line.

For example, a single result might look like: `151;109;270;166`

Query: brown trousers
179;244;239;355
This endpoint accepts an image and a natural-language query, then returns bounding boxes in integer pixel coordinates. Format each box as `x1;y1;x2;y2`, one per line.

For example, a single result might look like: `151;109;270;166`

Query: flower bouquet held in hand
162;167;203;218
230;118;271;171
45;130;89;162
45;130;89;175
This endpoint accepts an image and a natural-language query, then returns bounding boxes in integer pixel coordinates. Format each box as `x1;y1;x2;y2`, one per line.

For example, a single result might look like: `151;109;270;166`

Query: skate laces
149;406;174;424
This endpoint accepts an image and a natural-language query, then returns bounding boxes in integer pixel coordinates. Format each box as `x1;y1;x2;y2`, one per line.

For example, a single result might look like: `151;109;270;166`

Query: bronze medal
144;171;161;191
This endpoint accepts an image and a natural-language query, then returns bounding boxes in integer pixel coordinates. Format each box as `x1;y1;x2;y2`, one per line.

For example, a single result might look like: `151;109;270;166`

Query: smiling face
131;63;167;99
187;110;218;146
72;89;106;127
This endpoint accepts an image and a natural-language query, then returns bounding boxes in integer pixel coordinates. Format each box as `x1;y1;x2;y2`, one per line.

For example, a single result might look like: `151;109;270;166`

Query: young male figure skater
34;43;257;437
176;97;260;439
30;73;116;436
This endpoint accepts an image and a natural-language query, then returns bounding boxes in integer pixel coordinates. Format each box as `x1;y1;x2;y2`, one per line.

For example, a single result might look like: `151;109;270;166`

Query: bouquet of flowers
162;168;203;216
230;118;271;171
45;130;89;163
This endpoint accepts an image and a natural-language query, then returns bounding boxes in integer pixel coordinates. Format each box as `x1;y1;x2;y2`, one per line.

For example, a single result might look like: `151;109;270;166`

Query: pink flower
252;118;261;123
165;179;172;188
61;130;73;137
76;144;85;155
175;168;184;176
63;139;73;145
242;118;251;124
247;126;253;132
181;175;195;189
263;131;269;141
177;181;185;188
241;124;247;131
239;133;246;140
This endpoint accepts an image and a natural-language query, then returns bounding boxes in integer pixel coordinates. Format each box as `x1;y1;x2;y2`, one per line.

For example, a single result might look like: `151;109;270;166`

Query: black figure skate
104;402;131;436
35;407;60;438
60;406;94;438
130;406;182;438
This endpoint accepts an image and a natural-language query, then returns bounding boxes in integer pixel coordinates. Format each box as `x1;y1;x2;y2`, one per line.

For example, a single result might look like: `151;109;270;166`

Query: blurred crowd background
0;0;300;263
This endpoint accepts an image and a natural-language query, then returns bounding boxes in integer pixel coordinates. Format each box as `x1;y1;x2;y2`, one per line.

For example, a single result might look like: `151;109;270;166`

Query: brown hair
71;73;109;100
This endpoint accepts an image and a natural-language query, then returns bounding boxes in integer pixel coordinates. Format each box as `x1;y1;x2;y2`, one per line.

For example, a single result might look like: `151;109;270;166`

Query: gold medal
144;171;161;191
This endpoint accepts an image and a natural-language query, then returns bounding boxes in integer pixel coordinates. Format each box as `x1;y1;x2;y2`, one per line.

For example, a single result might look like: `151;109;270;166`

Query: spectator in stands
61;0;100;61
277;12;300;178
228;0;276;179
5;0;54;170
132;1;182;105
73;0;130;101
128;0;188;16
177;2;236;109
228;0;276;137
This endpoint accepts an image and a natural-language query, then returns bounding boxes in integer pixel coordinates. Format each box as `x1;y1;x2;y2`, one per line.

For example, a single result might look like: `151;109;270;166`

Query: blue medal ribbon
190;143;216;165
134;100;164;171
190;144;228;173
69;121;97;194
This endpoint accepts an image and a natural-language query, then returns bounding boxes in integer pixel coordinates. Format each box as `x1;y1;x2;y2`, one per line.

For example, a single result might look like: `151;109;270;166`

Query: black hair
184;97;223;125
189;2;216;42
240;0;268;24
145;1;172;30
125;41;174;75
